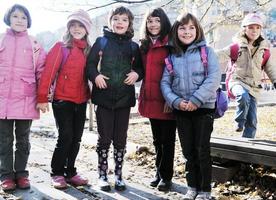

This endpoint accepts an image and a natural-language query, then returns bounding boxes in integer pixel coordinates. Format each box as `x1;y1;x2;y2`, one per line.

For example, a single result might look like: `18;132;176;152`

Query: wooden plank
210;136;276;167
211;147;276;167
211;137;276;157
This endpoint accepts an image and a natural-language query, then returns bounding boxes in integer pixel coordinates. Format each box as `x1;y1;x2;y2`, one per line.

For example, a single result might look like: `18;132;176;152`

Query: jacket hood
187;40;207;51
103;26;133;41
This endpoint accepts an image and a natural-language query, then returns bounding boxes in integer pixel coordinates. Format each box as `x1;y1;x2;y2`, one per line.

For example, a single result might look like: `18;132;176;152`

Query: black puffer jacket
86;27;143;109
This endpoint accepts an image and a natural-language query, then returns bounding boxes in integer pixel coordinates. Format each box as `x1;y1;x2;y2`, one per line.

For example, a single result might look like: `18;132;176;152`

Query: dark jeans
95;106;130;151
0;119;32;180
176;112;214;192
51;100;87;178
150;119;176;181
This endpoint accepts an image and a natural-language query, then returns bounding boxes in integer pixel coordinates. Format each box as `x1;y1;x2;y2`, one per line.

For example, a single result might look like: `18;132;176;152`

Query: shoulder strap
99;36;108;57
61;45;69;67
200;46;208;76
165;55;174;76
261;49;270;70
230;43;239;62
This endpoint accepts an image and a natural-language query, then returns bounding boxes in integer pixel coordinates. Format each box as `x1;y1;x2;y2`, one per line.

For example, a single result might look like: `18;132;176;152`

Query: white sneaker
183;187;198;200
98;176;111;191
195;192;212;200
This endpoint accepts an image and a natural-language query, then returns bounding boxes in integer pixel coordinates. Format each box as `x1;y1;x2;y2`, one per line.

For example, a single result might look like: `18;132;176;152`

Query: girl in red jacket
37;10;92;189
138;8;176;191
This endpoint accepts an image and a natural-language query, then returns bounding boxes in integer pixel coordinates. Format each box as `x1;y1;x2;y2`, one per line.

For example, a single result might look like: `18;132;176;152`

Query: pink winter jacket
0;29;46;119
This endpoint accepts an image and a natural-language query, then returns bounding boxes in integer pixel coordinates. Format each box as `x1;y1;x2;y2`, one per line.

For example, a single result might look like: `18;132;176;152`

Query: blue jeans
231;85;257;138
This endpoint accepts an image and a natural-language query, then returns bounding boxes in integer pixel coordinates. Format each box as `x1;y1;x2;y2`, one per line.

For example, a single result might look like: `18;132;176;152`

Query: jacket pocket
192;70;205;85
21;77;36;96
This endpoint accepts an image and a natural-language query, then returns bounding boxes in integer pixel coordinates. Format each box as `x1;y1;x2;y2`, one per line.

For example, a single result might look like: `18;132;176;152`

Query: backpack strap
99;36;108;58
230;43;239;63
61;45;69;67
200;46;208;76
164;55;174;76
97;37;108;72
261;49;270;70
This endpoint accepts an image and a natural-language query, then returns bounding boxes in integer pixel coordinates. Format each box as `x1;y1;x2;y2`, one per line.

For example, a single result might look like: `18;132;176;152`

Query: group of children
0;3;275;200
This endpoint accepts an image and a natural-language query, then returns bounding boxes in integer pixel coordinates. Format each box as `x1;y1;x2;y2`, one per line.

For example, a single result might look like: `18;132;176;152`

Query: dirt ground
1;97;276;199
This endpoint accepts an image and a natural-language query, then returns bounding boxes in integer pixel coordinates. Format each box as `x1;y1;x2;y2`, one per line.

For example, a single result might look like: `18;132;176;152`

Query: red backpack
225;44;271;99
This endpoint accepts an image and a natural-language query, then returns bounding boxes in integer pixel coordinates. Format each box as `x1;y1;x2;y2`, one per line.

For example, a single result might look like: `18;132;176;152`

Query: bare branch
112;0;154;3
160;0;177;8
253;0;272;6
199;0;215;22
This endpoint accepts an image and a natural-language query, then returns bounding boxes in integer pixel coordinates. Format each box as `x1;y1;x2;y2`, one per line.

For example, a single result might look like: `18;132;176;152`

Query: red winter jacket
138;36;174;120
37;39;90;104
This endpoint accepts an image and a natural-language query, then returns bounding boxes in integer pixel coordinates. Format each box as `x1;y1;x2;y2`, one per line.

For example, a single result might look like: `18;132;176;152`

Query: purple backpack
164;46;228;118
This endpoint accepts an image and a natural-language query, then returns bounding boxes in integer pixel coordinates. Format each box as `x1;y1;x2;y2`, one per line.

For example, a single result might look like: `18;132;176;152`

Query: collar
6;28;28;37
73;38;87;49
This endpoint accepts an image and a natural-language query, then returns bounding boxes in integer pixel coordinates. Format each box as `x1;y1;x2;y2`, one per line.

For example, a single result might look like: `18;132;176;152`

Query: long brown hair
170;12;205;55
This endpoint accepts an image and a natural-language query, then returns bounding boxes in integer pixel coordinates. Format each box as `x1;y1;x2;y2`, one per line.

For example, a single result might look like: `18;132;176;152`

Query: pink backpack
225;44;271;99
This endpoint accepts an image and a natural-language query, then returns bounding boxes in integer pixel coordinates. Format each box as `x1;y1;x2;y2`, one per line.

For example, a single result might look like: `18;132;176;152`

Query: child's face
111;13;129;35
69;21;87;40
244;24;261;43
146;16;161;36
177;20;196;45
10;9;28;32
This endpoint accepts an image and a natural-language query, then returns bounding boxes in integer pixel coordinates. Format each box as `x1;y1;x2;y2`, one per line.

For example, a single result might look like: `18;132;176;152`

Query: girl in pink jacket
0;4;46;191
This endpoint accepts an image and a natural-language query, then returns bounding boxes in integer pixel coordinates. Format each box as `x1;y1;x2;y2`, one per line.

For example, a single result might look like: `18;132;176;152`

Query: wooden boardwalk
211;136;276;167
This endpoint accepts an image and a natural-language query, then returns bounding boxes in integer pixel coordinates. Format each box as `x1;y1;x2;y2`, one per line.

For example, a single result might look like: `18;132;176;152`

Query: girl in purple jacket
0;4;46;191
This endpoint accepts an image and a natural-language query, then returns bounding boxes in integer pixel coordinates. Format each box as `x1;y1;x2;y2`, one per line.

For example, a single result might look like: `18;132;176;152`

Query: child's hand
37;103;49;113
179;100;188;111
95;74;109;89
124;71;139;85
185;101;198;111
163;102;172;113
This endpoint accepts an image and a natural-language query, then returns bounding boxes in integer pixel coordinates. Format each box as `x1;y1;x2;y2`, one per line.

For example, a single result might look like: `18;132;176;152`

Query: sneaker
183;187;198;200
1;179;16;191
114;176;126;191
195;192;212;200
16;177;30;189
157;179;172;191
150;176;161;187
98;176;111;191
67;174;88;186
52;176;67;189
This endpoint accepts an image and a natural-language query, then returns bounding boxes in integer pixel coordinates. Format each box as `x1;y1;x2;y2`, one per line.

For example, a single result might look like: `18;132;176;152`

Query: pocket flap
21;77;36;84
